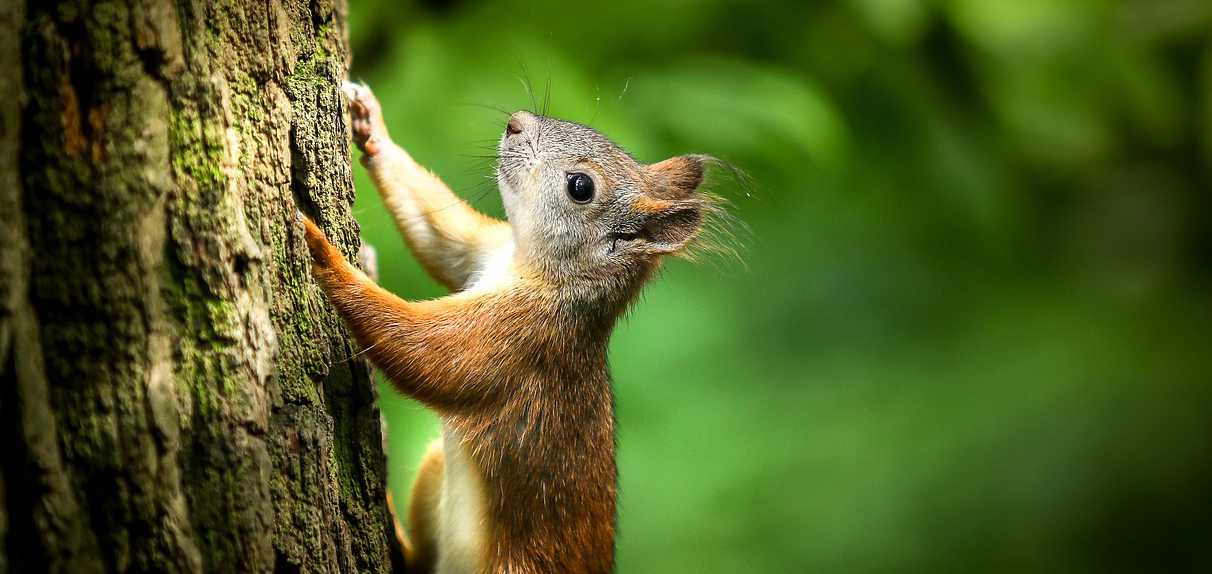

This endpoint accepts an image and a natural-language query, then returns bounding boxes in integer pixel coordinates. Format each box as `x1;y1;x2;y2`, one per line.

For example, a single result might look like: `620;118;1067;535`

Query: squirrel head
497;110;717;308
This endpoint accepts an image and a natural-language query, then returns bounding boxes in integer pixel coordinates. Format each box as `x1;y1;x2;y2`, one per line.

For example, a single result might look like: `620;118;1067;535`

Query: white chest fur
465;240;516;293
435;424;488;574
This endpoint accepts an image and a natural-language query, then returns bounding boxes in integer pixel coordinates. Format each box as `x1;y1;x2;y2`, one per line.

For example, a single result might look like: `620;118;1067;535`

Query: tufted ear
647;155;706;199
631;196;705;255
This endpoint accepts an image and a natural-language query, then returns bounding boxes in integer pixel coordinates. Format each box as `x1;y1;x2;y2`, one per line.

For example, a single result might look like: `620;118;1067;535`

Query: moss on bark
0;0;397;571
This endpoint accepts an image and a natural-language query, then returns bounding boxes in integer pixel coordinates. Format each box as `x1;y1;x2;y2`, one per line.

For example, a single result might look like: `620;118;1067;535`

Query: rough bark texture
0;0;400;572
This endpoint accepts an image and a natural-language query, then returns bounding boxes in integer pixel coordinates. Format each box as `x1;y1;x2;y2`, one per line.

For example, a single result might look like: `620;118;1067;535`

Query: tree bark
0;0;400;572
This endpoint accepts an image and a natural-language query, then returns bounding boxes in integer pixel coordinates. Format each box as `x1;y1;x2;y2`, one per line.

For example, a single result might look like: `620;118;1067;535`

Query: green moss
230;71;263;122
159;208;242;420
169;108;226;187
287;34;336;88
206;300;239;340
288;57;327;85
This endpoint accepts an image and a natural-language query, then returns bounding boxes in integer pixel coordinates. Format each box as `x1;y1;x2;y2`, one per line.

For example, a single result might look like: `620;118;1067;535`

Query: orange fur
303;216;618;573
313;86;721;574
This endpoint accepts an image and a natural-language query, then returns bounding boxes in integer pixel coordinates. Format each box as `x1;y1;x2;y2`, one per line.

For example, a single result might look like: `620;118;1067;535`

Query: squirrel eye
565;172;595;204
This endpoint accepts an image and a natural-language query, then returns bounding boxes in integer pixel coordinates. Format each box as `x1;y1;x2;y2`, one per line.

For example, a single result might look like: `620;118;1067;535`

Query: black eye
565;172;595;204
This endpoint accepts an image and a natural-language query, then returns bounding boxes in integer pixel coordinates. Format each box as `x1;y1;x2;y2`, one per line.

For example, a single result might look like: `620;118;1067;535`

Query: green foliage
348;0;1212;571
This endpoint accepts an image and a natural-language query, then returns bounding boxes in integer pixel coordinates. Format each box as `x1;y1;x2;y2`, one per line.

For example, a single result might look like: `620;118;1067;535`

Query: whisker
460;154;523;160
542;71;552;116
589;84;602;126
618;77;632;101
342;339;382;362
516;60;537;113
456;101;512;117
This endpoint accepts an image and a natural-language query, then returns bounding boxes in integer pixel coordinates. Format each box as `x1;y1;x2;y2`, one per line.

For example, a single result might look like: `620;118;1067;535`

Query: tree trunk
0;1;401;572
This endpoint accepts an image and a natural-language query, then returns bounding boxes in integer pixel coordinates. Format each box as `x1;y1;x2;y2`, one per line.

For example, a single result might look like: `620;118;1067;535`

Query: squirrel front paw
299;212;345;278
341;82;390;159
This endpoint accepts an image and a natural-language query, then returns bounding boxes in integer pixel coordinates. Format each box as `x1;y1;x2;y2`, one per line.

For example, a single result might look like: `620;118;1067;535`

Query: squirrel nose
506;118;523;136
505;111;534;137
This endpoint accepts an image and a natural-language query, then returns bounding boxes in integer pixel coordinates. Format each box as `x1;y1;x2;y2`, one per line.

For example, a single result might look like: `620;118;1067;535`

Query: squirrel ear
634;197;704;254
647;155;706;199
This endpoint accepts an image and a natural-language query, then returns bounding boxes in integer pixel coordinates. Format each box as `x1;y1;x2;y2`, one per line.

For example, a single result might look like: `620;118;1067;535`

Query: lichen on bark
0;0;397;572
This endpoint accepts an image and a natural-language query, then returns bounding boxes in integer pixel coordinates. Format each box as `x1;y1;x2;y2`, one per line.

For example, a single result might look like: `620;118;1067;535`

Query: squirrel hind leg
395;439;444;574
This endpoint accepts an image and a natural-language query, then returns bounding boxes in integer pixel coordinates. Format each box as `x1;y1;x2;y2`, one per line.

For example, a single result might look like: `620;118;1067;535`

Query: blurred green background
346;1;1212;571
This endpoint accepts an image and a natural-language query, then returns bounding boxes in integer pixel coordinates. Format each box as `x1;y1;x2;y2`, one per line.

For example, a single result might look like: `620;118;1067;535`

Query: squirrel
299;82;722;574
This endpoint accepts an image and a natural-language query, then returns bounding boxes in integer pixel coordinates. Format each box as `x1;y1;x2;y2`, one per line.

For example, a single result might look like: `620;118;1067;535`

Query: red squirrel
300;82;722;574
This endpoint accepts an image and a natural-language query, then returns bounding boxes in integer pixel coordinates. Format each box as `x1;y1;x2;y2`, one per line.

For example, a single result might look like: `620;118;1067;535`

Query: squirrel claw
300;214;342;272
342;81;387;157
340;81;365;102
